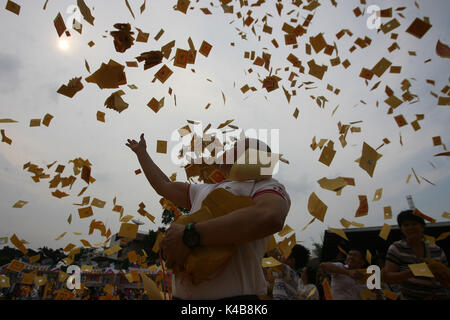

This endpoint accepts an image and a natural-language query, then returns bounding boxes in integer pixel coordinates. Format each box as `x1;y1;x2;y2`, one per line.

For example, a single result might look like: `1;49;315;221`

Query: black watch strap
183;223;201;249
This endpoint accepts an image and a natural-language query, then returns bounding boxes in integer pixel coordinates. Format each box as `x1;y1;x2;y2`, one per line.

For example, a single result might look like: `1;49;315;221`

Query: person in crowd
126;134;291;299
383;210;449;300
271;244;310;300
319;248;368;300
298;264;320;300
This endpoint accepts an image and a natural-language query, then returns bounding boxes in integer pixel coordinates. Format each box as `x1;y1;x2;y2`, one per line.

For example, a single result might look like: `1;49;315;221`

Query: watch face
183;226;200;248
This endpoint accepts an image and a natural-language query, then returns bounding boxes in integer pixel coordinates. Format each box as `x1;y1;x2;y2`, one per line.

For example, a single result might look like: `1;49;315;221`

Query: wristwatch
182;223;201;249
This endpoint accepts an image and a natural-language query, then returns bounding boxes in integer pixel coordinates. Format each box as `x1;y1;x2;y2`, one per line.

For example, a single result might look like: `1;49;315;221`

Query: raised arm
126;133;190;210
320;262;350;276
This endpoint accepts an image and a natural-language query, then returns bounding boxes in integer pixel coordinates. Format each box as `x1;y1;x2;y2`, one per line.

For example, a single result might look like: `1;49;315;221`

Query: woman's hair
397;209;425;227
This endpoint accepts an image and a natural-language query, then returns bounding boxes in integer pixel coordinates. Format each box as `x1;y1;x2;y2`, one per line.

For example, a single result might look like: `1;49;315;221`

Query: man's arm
135;151;190;209
320;262;350;276
196;192;289;246
126;133;190;209
382;260;414;284
160;192;289;268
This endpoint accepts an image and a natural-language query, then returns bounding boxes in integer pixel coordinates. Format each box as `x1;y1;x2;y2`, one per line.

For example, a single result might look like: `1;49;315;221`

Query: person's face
401;220;424;242
346;250;364;269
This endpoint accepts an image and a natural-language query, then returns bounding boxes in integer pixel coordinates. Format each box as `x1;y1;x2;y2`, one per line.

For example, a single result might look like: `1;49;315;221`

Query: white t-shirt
172;178;291;300
330;262;366;300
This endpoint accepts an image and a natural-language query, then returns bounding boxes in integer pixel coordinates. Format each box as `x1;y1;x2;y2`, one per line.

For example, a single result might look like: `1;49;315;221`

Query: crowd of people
0;283;149;300
2;136;448;301
264;210;449;300
128;134;450;300
1;209;448;300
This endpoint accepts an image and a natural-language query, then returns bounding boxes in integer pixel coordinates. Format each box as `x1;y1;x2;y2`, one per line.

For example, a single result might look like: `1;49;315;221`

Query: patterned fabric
297;283;320;300
330;262;366;300
386;239;449;300
272;265;300;300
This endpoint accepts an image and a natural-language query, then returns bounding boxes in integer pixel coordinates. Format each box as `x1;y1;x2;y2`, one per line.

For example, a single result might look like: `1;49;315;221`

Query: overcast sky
0;0;449;254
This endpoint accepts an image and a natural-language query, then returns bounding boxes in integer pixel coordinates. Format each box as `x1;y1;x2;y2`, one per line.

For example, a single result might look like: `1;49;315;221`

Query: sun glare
58;39;70;51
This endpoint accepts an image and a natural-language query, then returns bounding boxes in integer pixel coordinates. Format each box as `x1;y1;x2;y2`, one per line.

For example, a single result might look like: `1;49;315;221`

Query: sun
58;39;70;51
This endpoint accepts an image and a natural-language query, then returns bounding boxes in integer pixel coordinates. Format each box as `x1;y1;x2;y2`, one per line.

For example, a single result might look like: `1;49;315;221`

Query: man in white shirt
126;134;291;299
319;249;367;300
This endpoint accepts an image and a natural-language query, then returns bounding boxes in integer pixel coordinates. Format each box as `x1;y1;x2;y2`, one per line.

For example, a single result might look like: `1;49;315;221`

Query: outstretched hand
126;133;147;156
160;224;190;269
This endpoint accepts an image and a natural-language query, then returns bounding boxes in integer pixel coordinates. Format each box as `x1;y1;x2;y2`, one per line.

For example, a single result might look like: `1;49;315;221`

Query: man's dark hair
397;209;425;227
288;244;310;270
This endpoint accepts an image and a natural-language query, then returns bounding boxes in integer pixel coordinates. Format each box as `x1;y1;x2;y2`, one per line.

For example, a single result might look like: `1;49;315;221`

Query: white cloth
330;262;366;300
172;178;290;299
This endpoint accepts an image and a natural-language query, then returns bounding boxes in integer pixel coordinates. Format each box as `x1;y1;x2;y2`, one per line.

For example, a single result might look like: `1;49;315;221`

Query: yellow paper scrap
10;234;28;255
322;278;333;300
139;272;163;300
156;140;167;154
379;224;392;240
355;195;368;217
308;193;327;222
384;206;392;220
278;224;294;237
262;257;282;268
436;232;450;242
359;142;381;177
0;275;10;288
278;233;296;259
118;223;138;239
1;130;12;145
372;188;383;201
328;227;349;241
91;198;106;208
5;0;20;15
78;206;93;219
120;215;134;223
30;119;41;127
302;217;316;231
340;218;351;228
42;114;54;127
55;232;67;241
409;263;434;278
12;200;28;208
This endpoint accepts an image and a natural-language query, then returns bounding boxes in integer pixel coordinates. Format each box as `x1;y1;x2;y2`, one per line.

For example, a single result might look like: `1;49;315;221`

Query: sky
0;0;449;255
